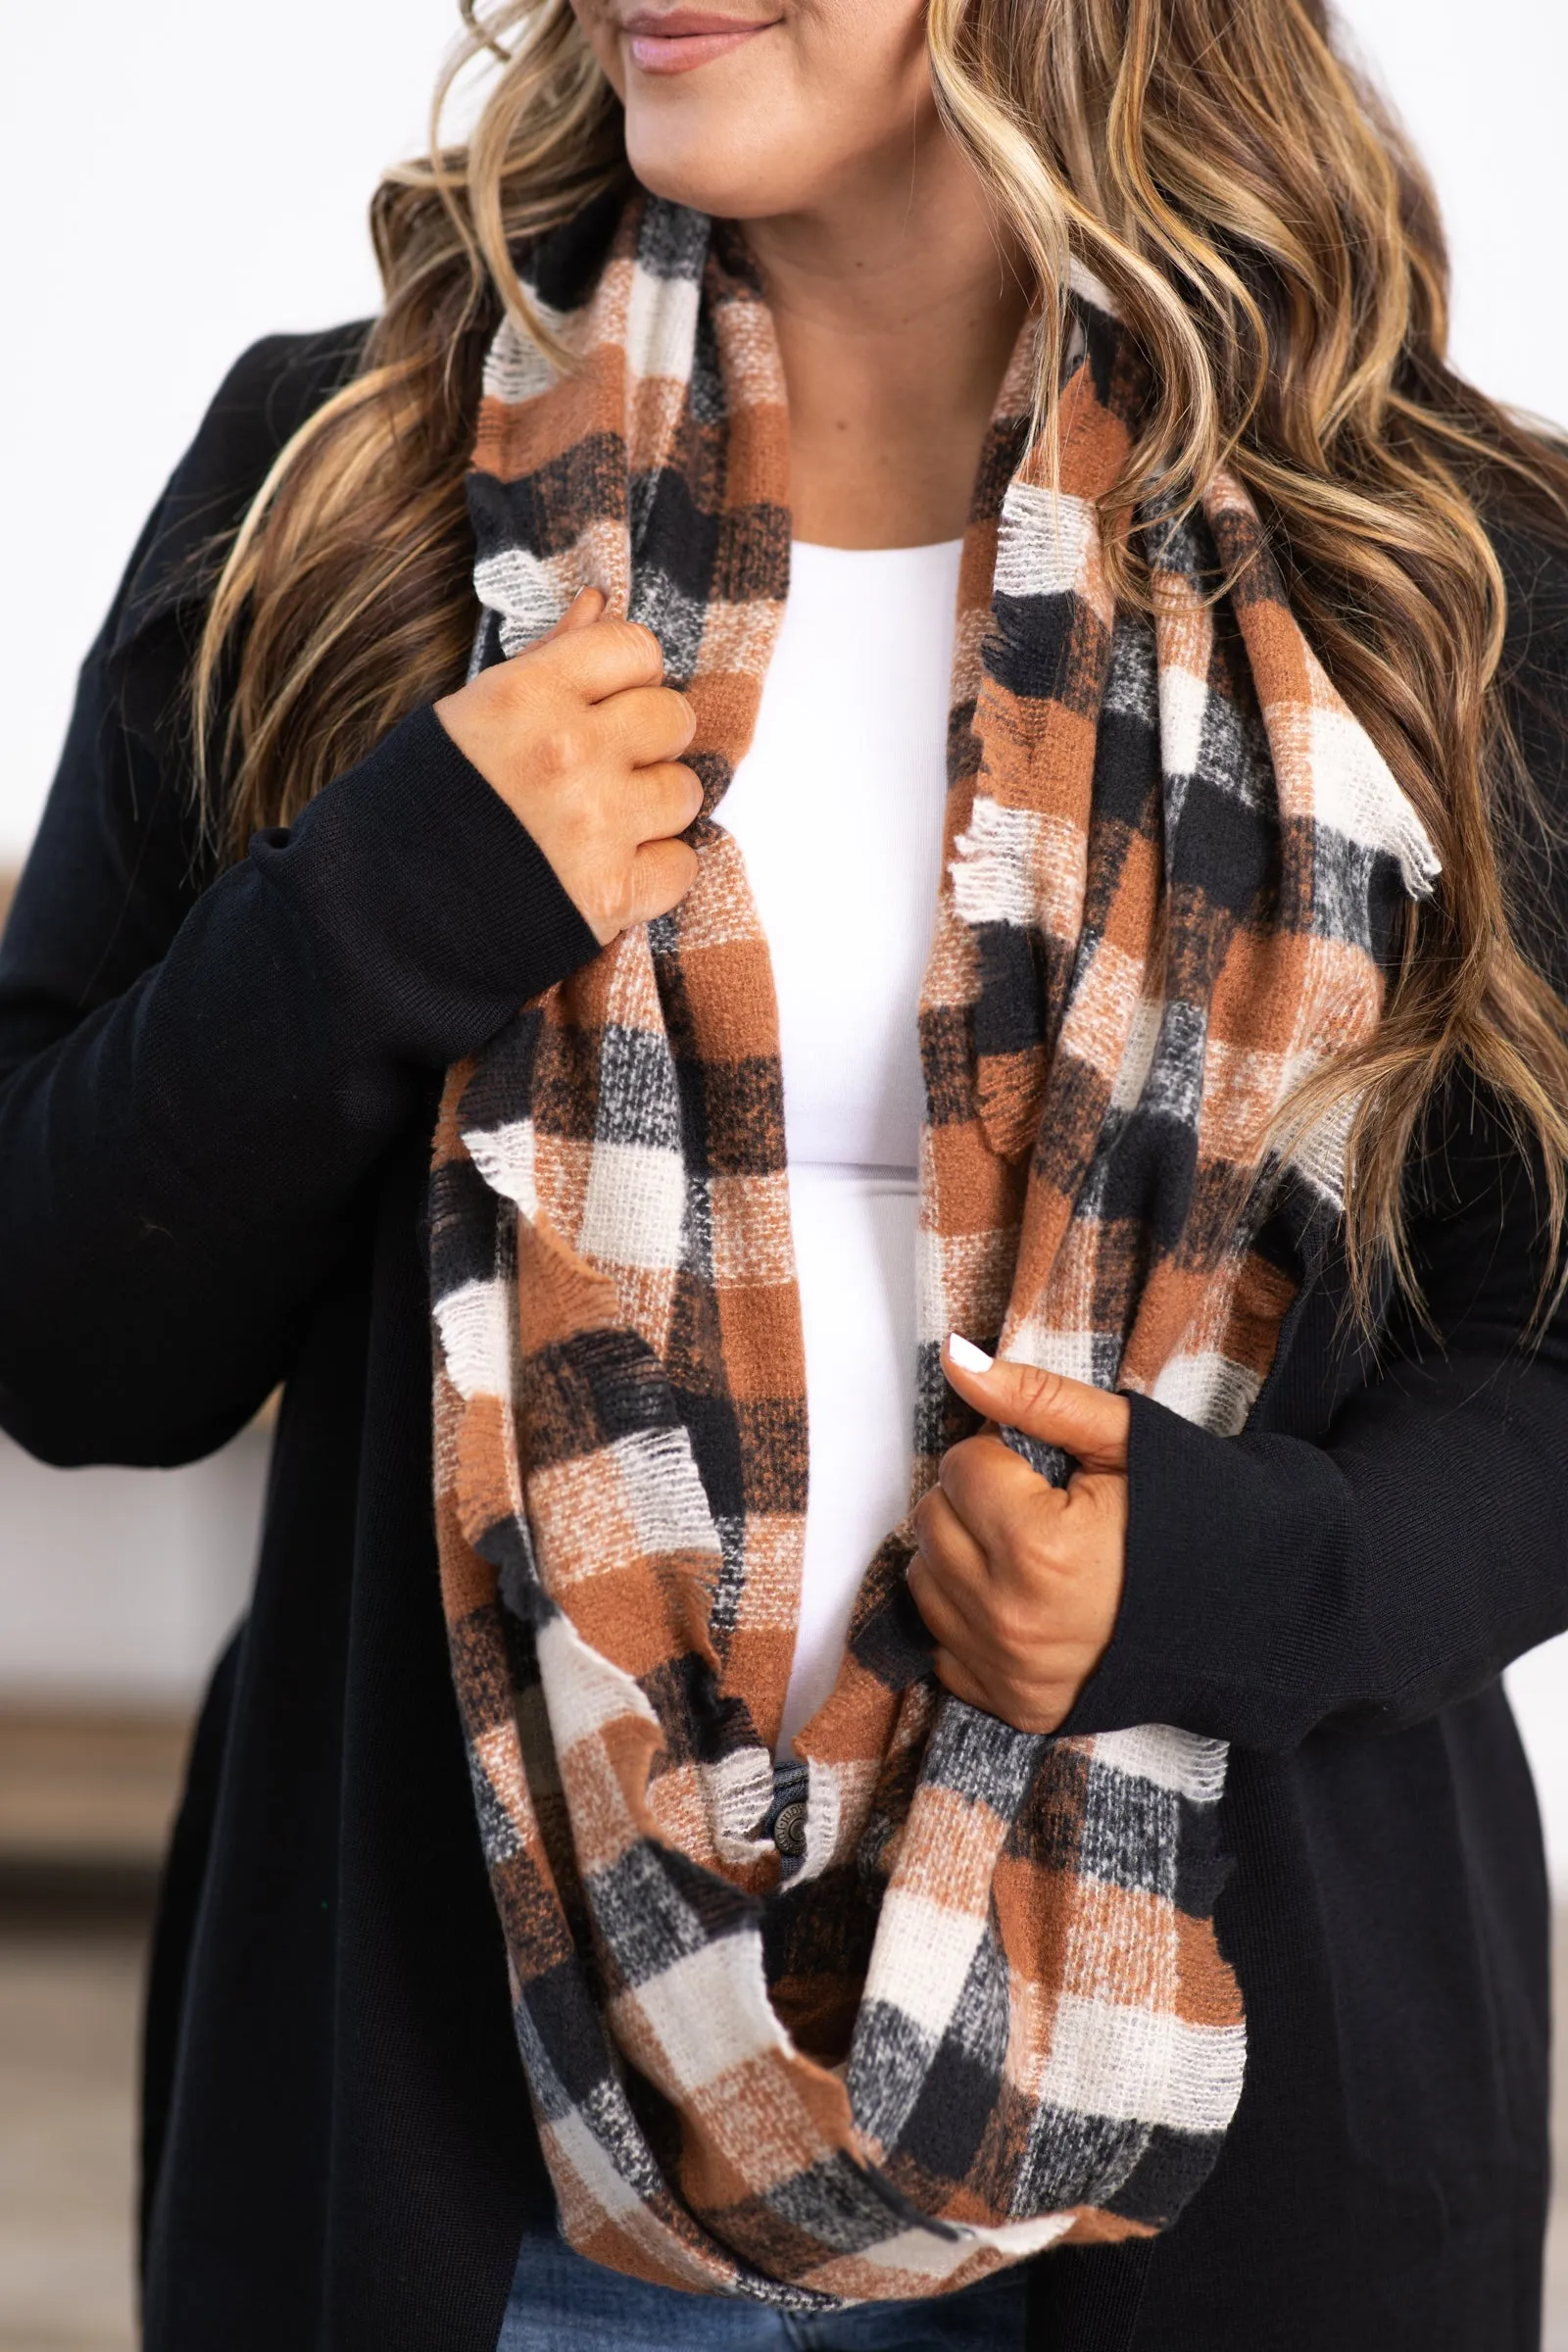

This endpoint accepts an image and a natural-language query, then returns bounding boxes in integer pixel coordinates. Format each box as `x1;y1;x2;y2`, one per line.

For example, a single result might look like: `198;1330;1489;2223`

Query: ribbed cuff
1056;1396;1348;1749
250;704;601;1070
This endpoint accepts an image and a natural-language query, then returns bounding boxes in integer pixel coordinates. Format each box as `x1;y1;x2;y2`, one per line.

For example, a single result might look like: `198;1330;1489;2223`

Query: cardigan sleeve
0;339;599;1470
1066;528;1568;1755
1065;1076;1568;1751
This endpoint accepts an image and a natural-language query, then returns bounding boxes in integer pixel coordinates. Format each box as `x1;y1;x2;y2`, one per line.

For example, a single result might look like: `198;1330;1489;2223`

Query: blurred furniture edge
0;1702;191;1921
0;1706;191;1870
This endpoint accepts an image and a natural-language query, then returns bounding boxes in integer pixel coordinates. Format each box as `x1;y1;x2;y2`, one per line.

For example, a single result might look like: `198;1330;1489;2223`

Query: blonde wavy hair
196;0;1568;1318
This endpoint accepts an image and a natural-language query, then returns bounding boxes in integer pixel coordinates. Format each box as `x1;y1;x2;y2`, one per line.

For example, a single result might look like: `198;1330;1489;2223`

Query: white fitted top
717;538;963;1756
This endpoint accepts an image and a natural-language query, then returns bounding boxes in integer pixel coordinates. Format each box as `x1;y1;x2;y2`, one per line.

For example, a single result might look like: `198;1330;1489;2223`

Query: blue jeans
496;2205;1029;2350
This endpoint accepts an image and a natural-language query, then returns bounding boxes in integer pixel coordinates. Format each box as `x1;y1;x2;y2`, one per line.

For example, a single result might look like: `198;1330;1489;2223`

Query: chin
623;112;804;222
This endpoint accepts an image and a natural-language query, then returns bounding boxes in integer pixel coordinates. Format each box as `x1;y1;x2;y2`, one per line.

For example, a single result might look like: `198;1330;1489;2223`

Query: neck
743;127;1031;549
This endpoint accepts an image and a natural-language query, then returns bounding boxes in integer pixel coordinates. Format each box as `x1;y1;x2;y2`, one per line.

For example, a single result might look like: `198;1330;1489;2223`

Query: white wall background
0;1433;270;1705
3;3;1568;1854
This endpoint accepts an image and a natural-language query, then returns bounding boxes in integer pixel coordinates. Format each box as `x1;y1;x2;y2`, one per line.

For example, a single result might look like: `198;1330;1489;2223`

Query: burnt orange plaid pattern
428;197;1439;2305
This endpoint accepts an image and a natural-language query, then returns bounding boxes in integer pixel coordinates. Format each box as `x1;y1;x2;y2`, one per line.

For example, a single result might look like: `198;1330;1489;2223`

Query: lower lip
626;24;773;74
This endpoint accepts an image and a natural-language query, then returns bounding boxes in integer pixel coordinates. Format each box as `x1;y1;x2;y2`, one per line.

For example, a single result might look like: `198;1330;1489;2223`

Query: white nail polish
947;1333;994;1374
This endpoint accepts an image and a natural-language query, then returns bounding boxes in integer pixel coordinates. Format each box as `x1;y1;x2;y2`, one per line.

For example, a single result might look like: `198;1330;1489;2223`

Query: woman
5;0;1568;2344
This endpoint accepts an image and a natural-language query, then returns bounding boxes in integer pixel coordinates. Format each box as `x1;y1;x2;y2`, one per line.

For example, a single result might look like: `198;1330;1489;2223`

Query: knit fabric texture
428;196;1439;2305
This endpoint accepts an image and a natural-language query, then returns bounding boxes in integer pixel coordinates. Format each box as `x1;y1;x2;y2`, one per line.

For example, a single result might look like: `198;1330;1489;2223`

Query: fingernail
947;1333;994;1374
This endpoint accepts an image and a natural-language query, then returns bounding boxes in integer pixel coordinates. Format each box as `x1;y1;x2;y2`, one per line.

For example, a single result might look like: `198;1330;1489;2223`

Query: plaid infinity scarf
429;196;1438;2304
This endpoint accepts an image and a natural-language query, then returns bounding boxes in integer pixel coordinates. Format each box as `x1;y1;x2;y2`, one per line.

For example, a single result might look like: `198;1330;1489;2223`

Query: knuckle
1014;1364;1063;1421
537;721;586;780
936;1440;965;1491
634;843;695;926
615;618;663;673
1015;1521;1067;1589
658;767;700;835
988;1598;1036;1661
659;840;699;898
938;1435;985;1503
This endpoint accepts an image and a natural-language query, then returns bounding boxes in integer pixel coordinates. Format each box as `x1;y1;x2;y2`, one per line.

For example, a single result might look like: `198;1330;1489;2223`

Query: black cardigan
4;330;1568;2352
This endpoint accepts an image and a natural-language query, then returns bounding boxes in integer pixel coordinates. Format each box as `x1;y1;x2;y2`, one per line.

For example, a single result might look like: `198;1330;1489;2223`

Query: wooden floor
0;1709;1565;2350
0;1710;180;2352
0;1713;190;1876
0;1919;146;2352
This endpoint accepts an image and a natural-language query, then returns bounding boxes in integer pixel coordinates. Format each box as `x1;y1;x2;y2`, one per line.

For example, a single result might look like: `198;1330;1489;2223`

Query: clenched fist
907;1335;1130;1734
434;587;702;944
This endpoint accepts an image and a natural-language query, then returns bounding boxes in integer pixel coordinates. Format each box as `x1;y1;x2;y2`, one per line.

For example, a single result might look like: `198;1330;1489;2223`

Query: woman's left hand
906;1336;1130;1735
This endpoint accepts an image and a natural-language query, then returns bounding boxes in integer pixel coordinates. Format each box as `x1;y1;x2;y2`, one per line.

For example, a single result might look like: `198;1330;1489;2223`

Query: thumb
535;585;607;645
942;1333;1130;1474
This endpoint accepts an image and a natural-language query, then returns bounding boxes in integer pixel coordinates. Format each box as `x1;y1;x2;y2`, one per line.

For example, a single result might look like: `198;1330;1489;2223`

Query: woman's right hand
433;587;702;945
